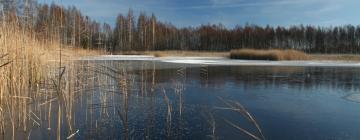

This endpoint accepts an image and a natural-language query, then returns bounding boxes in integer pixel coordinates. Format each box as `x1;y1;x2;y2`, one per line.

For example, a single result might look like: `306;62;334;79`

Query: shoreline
115;51;360;61
81;55;360;67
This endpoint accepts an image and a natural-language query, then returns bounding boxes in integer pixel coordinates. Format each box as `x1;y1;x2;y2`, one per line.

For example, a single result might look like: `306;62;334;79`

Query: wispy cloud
161;0;301;10
304;4;342;17
210;0;244;5
42;0;360;27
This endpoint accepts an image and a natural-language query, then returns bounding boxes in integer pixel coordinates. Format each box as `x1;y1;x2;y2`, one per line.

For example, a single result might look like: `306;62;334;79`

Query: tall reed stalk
0;13;99;139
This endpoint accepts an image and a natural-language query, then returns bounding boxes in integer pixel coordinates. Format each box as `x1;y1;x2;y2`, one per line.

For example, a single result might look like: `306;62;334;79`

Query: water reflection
199;66;360;92
1;60;360;140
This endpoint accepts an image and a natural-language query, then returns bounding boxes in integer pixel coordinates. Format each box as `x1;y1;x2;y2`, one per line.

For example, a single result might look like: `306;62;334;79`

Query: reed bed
230;49;308;61
0;19;101;139
0;23;53;139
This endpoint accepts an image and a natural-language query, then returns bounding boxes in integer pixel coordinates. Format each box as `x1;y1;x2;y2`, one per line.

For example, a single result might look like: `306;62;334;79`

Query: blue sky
39;0;360;28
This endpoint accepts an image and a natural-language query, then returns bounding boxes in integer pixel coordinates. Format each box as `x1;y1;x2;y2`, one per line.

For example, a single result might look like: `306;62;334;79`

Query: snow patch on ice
80;55;360;67
80;55;155;61
344;94;360;103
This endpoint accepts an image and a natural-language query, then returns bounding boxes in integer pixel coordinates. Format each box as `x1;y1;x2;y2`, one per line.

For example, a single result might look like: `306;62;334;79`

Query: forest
2;0;360;54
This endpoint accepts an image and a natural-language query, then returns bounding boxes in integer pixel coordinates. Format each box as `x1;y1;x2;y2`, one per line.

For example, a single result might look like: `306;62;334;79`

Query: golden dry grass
0;24;51;137
119;50;360;61
153;52;168;57
150;51;228;57
120;50;360;61
310;54;360;61
117;50;229;57
0;22;103;138
230;49;309;61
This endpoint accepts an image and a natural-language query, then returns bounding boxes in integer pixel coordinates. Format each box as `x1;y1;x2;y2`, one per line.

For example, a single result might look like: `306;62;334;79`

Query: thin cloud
304;5;342;16
210;0;244;5
159;0;314;10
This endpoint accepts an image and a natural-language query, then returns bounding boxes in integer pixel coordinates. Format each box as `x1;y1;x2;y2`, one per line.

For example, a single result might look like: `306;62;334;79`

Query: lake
5;57;360;140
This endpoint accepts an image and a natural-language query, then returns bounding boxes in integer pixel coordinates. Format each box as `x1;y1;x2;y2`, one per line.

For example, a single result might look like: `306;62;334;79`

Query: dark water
17;60;360;140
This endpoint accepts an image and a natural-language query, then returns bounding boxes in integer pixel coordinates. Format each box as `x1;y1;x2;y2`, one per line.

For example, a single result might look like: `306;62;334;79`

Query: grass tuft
153;52;167;57
230;49;308;61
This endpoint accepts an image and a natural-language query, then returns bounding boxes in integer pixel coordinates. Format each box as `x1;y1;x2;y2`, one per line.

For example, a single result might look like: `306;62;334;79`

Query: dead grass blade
224;119;262;140
162;88;172;138
0;61;12;68
66;129;79;139
217;97;265;140
200;110;216;140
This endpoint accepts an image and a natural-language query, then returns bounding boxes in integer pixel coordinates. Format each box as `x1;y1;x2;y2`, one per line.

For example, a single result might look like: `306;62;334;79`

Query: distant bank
114;50;360;61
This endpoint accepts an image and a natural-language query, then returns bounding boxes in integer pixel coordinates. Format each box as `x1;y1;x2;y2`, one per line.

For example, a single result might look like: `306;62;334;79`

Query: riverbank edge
114;51;360;61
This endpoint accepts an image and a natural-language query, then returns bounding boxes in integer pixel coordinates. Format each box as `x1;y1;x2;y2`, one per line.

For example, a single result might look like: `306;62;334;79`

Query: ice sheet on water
80;55;360;67
80;55;156;61
344;94;360;103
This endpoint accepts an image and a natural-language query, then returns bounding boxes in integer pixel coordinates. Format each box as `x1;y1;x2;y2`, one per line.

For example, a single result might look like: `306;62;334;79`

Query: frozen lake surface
14;55;360;140
81;55;360;67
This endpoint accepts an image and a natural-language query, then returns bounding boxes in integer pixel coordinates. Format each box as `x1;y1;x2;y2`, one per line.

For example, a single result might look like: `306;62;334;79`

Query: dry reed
162;88;172;138
217;97;266;140
230;49;308;61
0;18;101;139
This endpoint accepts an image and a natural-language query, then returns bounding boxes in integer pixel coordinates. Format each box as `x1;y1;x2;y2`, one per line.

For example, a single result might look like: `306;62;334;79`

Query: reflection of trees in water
90;62;360;139
145;66;360;90
79;61;189;139
6;60;357;139
196;66;360;92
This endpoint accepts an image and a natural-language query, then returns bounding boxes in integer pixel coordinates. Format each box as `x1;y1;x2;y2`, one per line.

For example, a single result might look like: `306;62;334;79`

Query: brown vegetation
119;50;360;61
150;51;227;57
117;51;228;57
0;21;102;139
310;54;360;61
230;49;309;61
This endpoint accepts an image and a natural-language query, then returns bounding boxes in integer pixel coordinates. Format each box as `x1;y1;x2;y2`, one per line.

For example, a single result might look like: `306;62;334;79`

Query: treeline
2;1;360;53
1;0;108;49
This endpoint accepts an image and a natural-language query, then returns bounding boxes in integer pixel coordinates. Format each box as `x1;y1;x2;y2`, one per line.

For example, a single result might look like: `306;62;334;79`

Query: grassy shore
229;49;308;60
309;54;360;61
118;50;360;61
117;51;229;57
